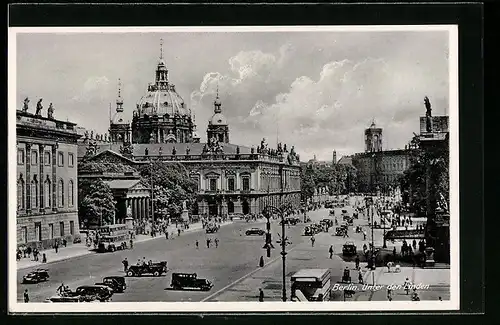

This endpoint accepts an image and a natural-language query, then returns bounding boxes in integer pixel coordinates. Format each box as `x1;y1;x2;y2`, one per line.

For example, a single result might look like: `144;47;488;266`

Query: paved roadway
17;215;319;302
18;196;368;303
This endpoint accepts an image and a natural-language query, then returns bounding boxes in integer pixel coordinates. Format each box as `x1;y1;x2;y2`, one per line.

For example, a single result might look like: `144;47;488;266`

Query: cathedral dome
209;112;227;125
136;83;190;117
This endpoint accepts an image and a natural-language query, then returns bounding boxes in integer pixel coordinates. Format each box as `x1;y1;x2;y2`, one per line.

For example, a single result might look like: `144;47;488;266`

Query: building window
44;179;51;208
209;179;217;191
227;201;234;214
242;178;250;191
17;149;25;165
68;153;74;167
58;152;64;166
31;177;38;208
35;222;42;241
44;152;51;166
31;151;38;165
228;178;235;192
58;179;64;207
21;226;28;244
49;224;54;239
17;177;25;210
190;177;200;192
68;180;74;206
60;221;65;237
70;221;75;236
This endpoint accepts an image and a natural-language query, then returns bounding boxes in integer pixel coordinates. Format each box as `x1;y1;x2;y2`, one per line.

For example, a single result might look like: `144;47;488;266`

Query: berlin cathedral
79;42;301;222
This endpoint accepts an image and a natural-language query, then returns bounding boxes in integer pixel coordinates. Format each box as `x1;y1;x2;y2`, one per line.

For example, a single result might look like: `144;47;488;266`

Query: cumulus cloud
71;76;110;103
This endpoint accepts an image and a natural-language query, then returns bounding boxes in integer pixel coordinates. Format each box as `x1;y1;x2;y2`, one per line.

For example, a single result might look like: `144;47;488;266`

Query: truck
290;269;332;302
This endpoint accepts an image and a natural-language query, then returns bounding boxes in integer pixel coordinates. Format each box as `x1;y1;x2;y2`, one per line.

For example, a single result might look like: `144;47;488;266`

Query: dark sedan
22;269;49;284
245;228;265;236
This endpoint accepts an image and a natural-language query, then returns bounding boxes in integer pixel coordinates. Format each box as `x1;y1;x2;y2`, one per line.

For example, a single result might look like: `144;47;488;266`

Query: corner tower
365;120;382;152
109;78;131;144
206;86;229;143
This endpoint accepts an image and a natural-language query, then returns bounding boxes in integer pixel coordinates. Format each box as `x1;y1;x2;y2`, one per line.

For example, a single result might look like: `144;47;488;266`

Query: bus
290;269;332;301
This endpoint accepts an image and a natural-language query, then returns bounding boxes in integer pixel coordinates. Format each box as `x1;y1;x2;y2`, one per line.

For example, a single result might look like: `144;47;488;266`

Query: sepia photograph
9;26;458;313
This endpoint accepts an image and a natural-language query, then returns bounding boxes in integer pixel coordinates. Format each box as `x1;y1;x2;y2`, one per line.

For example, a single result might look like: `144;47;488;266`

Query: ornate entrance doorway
242;200;250;215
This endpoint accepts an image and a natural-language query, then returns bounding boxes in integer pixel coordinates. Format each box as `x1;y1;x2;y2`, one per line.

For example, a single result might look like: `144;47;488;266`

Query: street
17;196;449;303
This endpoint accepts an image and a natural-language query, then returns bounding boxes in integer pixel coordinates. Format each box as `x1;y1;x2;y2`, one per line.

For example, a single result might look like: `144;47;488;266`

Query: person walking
195;240;199;249
259;288;264;302
42;253;47;263
54;241;59;253
259;256;264;267
24;289;29;303
129;239;134;249
206;238;211;248
311;236;315;247
122;258;129;272
329;245;334;259
358;271;364;284
215;238;219;248
355;255;360;270
387;287;393;301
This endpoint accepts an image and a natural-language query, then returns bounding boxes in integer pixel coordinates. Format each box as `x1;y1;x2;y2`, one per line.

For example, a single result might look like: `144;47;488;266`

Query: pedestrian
130;239;134;249
142;257;146;265
195;240;199;249
404;277;411;295
358;271;364;284
55;241;59;253
24;289;29;303
27;246;32;258
329;245;334;259
215;238;219;248
387;287;392;301
259;256;264;267
178;228;181;236
363;231;367;240
412;239;417;250
206;238;211;248
355;255;360;270
42;253;47;263
165;231;169;240
259;288;264;302
438;296;442;301
63;238;67;247
57;283;65;295
311;236;315;247
122;258;129;272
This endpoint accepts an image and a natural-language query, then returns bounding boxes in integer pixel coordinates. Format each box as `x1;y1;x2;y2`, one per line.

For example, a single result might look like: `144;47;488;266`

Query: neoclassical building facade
79;42;301;222
16;109;81;249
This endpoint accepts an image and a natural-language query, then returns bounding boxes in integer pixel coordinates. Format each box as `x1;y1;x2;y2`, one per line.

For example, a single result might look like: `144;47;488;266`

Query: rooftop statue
84;130;89;139
35;99;43;116
90;131;94;139
172;146;177;155
22;98;30;112
47;103;54;119
186;146;190;155
251;146;255;154
424;96;432;117
236;146;240;155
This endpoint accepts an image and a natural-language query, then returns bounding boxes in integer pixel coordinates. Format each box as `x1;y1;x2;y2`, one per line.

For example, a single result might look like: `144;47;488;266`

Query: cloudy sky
15;29;450;161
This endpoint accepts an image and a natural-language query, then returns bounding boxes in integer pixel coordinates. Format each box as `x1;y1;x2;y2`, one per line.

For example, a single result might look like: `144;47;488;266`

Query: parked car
126;261;168;277
46;295;84;303
22;269;49;284
170;272;213;291
245;228;265;236
342;242;357;256
97;242;117;253
75;285;113;302
206;223;219;233
321;219;334;228
96;276;126;293
280;217;300;226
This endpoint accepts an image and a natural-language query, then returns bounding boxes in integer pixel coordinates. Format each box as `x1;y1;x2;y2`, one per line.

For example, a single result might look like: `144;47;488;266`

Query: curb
16;221;234;271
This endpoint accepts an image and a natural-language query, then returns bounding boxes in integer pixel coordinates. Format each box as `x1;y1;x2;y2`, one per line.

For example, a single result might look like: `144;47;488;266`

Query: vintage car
96;276;126;293
335;226;347;236
280;217;300;226
303;226;315;236
342;242;357;256
329;209;335;216
97;242;118;253
170;272;214;291
321;219;334;228
205;223;219;234
245;228;265;236
75;285;113;302
46;295;84;303
127;261;168;277
22;269;50;284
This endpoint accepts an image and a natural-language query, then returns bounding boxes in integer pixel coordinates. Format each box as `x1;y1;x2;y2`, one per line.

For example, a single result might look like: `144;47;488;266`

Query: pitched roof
104;179;143;190
337;156;353;165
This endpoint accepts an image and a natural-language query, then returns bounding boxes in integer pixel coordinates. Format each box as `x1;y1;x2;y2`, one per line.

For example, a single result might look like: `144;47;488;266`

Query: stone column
157;129;160;144
140;198;145;220
131;198;136;220
145;197;150;220
25;143;32;214
39;144;45;211
52;144;58;212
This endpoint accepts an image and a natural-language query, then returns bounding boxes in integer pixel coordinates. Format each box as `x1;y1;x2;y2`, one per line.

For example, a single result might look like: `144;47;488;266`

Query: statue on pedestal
35;99;43;116
424;96;433;132
22;97;30;112
236;146;240;155
186;146;190;155
90;130;94;140
47;103;54;119
172;146;176;155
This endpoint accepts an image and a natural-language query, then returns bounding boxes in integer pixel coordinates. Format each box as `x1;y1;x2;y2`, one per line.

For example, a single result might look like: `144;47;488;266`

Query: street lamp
263;204;292;302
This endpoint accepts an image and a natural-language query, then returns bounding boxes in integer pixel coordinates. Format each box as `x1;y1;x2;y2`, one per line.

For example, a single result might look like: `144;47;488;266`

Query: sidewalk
353;266;450;301
16;220;232;270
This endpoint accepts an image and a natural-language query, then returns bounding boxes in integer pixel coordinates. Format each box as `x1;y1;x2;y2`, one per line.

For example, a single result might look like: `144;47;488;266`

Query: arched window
31;177;38;208
68;180;74;206
58;179;64;207
31;151;38;165
44;178;51;208
17;177;25;210
44;152;51;166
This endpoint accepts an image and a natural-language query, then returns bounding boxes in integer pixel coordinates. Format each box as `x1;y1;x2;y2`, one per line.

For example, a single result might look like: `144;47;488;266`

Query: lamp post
263;204;291;302
150;158;155;225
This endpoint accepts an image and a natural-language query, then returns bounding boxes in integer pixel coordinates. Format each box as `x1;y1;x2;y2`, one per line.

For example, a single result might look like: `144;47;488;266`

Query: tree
78;178;116;228
138;161;198;220
79;160;136;174
300;163;358;201
401;135;449;215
